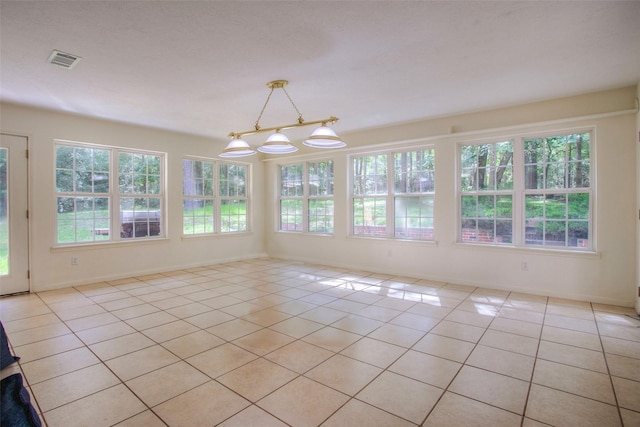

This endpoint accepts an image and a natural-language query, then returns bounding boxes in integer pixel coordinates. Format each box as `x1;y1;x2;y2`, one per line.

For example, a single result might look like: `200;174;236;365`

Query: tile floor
1;258;640;426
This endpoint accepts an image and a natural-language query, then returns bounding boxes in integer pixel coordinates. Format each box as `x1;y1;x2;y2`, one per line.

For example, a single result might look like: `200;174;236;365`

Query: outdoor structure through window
352;147;435;240
55;141;165;244
458;130;592;250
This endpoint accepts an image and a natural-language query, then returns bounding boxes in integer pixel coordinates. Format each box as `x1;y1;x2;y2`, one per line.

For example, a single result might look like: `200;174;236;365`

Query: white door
0;134;29;295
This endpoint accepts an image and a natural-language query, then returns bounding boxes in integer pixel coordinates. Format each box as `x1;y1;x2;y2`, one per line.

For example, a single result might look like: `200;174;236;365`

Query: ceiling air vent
47;50;82;69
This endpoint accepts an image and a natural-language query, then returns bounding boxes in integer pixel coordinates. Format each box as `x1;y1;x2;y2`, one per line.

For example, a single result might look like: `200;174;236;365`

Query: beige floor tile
88;290;131;303
31;363;120;411
99;296;145;312
302;326;361;352
330;314;384;335
497;307;544;324
218;405;289;427
544;313;598;334
150;295;193;310
154;380;250;427
272;299;316;315
268;316;324;338
89;332;155;361
106;345;180;381
76;321;137;345
606;353;640;381
241;307;292;327
233;328;295;355
265;340;334;374
547;297;592;310
537;340;607;373
298;306;348;325
489;317;542;338
7;322;72;347
13;333;85;363
357;305;402;322
525;384;621;427
357;371;442;424
389;349;461;388
407;302;453;319
373;295;417;311
412;333;475;363
541;325;602;351
340;336;406;368
546;304;595;320
199;294;244;309
601;335;640;359
257;376;349;427
322;398;415;427
456;300;501;316
478;329;539;356
430;320;485;343
612;377;640;412
21;347;100;384
621;408;640;427
164;302;211;319
389;312;440;332
3;313;61;333
125;311;180;330
532;359;616;404
598;322;640;342
186;343;257;378
305;354;382;395
206;318;264;341
112;410;166;427
424;391;522;427
218;358;297;402
324;298;368;314
141;319;200;343
467;345;535;381
368;323;426;348
449;365;529;414
220;301;265;317
126;361;210;406
42;384;146;427
111;303;161;320
595;311;640;327
161;329;224;359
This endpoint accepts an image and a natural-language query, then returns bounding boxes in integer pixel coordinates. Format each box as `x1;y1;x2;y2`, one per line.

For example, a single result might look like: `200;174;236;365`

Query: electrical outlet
71;256;79;266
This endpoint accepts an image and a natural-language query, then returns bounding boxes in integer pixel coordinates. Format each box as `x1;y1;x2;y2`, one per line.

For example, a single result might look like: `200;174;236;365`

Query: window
352;148;435;240
460;141;513;244
183;159;215;234
219;163;248;232
524;133;591;247
55;141;165;244
458;131;592;250
279;160;334;233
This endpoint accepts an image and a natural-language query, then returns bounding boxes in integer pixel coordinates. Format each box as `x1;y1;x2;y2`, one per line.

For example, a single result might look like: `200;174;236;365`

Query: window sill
453;241;601;259
346;235;439;246
181;231;253;240
51;237;170;252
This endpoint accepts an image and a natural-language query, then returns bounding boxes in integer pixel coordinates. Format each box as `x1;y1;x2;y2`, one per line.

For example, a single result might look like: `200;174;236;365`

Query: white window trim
456;127;595;253
349;145;436;241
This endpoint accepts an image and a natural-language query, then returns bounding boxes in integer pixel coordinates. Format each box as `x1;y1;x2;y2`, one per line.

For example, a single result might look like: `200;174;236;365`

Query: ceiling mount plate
267;80;288;89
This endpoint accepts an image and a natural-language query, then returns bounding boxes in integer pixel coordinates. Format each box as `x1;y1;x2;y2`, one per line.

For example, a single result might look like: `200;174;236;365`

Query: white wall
1;103;266;292
265;87;639;307
637;83;640;314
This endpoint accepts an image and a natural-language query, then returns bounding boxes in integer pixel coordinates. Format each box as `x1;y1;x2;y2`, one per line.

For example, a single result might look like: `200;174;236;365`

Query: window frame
55;140;166;246
278;159;335;235
456;128;594;252
350;146;436;241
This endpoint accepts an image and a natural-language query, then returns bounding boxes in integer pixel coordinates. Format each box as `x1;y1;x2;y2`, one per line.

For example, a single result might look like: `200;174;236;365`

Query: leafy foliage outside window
279;161;334;233
183;159;215;235
352;149;435;240
119;152;162;239
460;141;513;244
524;133;591;247
219;163;248;232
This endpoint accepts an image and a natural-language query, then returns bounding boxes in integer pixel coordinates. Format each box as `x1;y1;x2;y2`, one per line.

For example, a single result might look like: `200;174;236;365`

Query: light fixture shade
258;132;299;154
303;125;346;149
219;137;256;158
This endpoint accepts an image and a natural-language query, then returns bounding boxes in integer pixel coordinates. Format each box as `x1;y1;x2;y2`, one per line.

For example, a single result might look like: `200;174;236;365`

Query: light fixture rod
228;116;339;139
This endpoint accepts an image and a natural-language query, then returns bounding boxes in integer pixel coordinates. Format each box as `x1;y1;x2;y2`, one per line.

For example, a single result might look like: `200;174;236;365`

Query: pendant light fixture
220;80;346;157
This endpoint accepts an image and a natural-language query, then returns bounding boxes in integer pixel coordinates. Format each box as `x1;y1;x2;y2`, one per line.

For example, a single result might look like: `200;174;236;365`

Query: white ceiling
1;1;639;143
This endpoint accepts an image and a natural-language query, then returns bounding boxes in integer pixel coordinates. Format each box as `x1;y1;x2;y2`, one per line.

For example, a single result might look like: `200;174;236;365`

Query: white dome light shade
258;132;299;154
219;137;256;158
303;125;346;149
